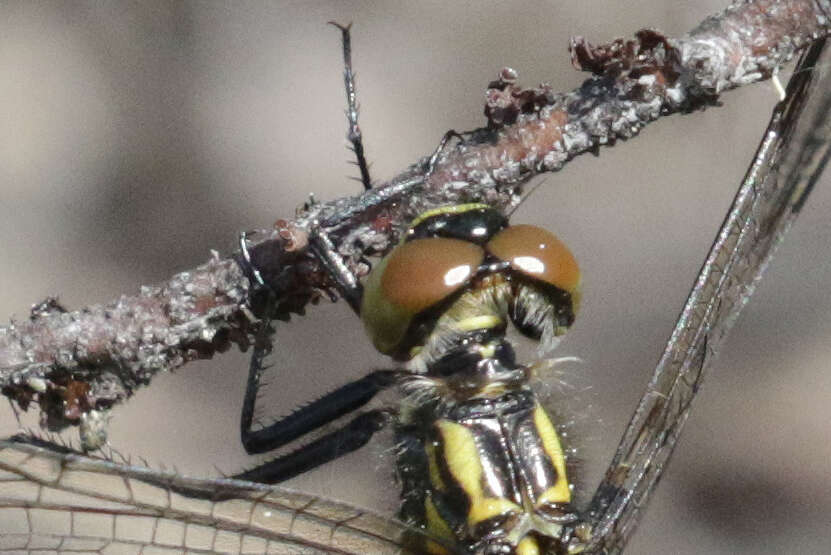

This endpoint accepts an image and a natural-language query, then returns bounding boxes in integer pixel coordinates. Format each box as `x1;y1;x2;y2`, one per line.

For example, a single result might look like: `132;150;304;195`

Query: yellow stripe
426;441;446;492
517;536;541;555
425;496;452;537
478;383;508;396
468;497;522;525
437;420;482;497
533;405;571;504
409;203;493;230
476;343;496;358
437;420;521;528
425;540;451;555
455;314;502;332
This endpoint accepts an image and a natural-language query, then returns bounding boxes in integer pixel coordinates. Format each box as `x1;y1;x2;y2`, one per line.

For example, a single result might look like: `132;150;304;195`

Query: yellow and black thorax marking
397;390;579;554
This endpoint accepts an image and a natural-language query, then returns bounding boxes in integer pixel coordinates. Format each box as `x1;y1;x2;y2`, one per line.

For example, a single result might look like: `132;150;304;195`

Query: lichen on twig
1;0;829;437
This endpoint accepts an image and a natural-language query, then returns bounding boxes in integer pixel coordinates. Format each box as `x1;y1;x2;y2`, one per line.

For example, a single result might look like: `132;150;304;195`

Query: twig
1;0;829;435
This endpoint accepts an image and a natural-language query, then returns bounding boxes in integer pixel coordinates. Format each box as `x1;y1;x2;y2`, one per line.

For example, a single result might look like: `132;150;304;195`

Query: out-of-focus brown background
2;2;831;553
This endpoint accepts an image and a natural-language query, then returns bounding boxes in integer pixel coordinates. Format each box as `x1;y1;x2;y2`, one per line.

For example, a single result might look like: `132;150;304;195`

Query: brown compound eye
382;238;484;312
486;224;579;294
361;237;485;354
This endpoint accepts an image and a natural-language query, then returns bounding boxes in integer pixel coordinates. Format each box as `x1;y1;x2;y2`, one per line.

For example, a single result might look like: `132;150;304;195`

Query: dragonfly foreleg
241;368;399;455
329;21;373;191
235;407;394;484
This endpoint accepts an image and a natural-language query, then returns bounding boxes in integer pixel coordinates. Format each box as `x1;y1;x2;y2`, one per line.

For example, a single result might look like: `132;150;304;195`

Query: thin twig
1;0;829;434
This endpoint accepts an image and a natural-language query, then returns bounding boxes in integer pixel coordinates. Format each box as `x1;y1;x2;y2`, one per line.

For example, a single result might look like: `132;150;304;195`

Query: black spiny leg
238;231;280;457
426;129;465;175
235;407;393;484
330;22;373;191
235;58;382;478
305;22;375;313
238;232;390;453
240;368;398;455
237;369;397;483
308;229;363;314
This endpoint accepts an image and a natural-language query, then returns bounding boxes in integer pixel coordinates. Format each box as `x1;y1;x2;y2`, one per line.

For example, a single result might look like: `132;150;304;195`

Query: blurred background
2;2;831;553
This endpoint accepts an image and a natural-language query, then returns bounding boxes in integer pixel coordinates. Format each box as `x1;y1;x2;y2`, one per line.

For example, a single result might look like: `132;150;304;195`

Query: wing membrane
583;39;831;553
0;438;419;554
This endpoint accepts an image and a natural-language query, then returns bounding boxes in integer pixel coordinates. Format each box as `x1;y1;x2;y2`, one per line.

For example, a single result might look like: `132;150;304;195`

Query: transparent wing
0;438;421;555
583;39;831;554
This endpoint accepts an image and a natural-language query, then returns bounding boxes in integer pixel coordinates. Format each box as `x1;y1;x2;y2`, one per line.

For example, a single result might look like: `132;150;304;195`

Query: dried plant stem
1;0;829;434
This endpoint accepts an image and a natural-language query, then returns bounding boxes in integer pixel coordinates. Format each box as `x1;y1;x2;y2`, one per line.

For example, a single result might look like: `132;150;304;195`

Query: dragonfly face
2;4;831;555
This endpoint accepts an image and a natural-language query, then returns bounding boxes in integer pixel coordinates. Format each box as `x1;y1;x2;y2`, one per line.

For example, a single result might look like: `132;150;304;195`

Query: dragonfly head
361;204;582;378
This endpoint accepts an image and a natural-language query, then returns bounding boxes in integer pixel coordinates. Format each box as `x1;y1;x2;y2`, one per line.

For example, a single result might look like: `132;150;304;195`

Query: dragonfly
1;4;831;555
